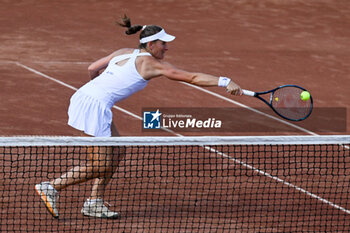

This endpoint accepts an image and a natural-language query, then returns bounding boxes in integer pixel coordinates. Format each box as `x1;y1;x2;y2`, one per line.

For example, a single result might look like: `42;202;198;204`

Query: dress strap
109;50;151;65
137;52;152;57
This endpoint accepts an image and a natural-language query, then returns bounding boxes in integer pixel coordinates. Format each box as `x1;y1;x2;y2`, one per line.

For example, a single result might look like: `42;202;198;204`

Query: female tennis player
35;15;242;219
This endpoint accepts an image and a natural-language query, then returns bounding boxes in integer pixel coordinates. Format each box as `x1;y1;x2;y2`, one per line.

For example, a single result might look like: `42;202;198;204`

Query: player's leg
88;145;125;199
50;124;121;190
35;122;124;218
34;130;92;219
89;121;123;198
82;121;125;218
48;146;108;190
35;146;108;219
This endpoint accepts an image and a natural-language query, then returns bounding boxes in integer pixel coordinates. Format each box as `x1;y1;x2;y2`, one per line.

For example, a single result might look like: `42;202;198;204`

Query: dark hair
117;14;162;49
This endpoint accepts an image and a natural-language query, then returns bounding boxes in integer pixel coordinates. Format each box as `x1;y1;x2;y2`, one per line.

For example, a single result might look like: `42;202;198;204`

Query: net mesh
0;136;349;232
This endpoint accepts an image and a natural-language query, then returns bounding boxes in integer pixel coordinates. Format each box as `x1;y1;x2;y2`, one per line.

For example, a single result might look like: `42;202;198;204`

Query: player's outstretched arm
149;61;242;95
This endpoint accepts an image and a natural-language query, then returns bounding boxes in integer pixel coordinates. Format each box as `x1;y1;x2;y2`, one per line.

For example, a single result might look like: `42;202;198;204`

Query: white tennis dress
68;49;151;137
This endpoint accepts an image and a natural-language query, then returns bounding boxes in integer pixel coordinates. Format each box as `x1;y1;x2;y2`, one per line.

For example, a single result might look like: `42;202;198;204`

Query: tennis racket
242;85;313;121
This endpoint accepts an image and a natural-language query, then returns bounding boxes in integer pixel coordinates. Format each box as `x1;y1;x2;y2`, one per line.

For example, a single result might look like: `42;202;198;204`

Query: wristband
218;77;231;87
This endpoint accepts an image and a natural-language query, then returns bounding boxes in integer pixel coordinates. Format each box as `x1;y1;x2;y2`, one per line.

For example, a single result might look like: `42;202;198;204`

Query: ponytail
117;14;142;35
117;14;163;49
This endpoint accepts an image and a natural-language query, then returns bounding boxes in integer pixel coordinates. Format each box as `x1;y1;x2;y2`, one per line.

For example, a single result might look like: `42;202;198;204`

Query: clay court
0;0;349;232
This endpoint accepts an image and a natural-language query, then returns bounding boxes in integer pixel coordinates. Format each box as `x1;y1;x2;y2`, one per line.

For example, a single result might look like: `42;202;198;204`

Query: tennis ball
300;91;310;101
275;97;279;102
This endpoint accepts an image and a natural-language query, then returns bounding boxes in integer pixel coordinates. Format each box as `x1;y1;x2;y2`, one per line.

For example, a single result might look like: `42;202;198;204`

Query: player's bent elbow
88;65;100;79
87;64;96;73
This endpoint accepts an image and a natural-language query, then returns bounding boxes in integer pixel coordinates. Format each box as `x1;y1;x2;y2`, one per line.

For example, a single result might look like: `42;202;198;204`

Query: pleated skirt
68;90;113;137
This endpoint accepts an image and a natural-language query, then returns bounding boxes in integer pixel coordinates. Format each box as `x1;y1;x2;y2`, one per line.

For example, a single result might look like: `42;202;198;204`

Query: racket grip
242;89;256;96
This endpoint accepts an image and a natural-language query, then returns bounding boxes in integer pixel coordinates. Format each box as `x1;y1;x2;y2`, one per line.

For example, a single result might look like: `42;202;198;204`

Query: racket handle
242;89;256;96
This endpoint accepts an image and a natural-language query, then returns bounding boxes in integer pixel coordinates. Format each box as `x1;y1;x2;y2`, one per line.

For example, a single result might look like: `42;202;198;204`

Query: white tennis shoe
35;182;59;218
81;199;120;219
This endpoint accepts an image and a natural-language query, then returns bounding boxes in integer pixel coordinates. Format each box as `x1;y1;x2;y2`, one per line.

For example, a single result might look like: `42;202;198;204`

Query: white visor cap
139;29;175;44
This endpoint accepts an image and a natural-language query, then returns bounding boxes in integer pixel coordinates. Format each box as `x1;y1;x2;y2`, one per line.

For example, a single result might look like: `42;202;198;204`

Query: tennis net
0;135;349;232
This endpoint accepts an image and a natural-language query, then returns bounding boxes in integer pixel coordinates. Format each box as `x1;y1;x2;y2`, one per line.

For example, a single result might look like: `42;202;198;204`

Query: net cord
0;135;349;146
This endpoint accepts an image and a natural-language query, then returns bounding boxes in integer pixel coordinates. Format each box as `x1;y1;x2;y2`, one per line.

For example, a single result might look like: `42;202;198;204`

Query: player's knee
87;146;124;176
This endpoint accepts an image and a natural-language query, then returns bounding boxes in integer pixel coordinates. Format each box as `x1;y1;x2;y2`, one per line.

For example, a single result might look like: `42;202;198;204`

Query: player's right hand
226;81;243;96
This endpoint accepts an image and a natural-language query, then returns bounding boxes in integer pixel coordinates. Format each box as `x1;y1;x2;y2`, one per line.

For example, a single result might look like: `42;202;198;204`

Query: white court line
0;60;90;65
15;62;350;215
31;61;91;65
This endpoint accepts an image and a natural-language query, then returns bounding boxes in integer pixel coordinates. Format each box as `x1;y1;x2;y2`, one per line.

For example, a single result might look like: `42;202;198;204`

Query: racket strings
271;87;312;121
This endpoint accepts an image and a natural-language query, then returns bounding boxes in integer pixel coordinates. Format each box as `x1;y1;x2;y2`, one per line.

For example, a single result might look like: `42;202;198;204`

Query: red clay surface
0;0;350;232
1;0;349;136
